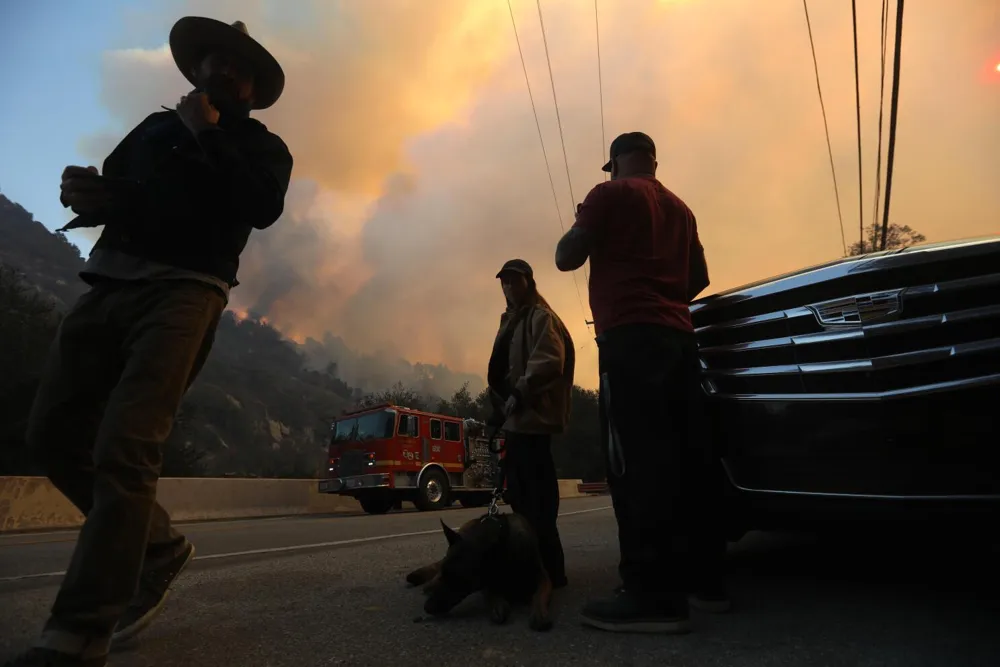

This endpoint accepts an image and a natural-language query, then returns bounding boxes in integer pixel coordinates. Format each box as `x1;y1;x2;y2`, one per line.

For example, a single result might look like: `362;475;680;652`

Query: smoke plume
78;0;1000;389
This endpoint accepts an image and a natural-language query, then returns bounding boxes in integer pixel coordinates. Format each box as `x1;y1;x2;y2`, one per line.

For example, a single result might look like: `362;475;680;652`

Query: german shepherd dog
405;513;554;631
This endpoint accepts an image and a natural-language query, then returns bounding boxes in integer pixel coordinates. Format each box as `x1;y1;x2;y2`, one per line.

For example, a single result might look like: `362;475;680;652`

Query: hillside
0;195;87;308
0;194;370;476
0;193;602;481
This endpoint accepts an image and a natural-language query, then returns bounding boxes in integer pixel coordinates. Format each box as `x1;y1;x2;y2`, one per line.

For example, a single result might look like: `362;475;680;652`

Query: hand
175;92;220;135
503;395;519;418
60;166;114;214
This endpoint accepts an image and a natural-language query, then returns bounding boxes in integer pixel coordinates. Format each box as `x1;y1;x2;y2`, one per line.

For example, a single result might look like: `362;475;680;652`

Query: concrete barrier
0;476;586;533
0;477;85;533
557;478;586;500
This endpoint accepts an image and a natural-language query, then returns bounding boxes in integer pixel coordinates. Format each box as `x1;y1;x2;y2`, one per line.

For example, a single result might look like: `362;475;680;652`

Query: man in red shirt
555;132;726;633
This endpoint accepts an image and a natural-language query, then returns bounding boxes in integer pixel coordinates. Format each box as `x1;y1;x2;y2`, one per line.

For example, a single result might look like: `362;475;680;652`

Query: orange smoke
77;0;1000;392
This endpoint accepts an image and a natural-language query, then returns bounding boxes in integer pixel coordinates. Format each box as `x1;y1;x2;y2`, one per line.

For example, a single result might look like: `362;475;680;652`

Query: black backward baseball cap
602;131;656;172
496;259;534;280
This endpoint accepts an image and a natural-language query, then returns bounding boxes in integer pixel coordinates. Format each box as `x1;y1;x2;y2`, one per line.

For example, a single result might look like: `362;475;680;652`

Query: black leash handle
487;425;505;454
485;426;506;519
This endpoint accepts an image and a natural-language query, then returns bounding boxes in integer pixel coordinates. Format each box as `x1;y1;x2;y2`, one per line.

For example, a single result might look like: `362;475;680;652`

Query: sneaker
551;574;569;590
689;590;732;613
111;541;195;644
2;648;106;667
581;589;691;634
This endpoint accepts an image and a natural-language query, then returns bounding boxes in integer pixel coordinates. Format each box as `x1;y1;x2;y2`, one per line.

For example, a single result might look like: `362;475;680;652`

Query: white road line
0;570;68;583
0;505;612;583
0;515;293;540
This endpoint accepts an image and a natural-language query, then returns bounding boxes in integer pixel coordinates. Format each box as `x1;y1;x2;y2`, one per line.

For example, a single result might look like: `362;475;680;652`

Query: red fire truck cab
318;403;505;515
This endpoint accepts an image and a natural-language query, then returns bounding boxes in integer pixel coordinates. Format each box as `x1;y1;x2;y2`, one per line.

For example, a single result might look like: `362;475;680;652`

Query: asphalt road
2;496;999;667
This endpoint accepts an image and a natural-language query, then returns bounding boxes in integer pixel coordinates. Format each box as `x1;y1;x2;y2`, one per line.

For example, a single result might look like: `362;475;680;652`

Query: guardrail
0;476;587;533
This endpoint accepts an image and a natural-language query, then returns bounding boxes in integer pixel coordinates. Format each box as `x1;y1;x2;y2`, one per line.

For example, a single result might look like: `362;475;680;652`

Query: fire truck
317;403;505;515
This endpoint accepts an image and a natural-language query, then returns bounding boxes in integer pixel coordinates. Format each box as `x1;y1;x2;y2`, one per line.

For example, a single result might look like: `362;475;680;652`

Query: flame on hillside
227;308;307;344
228;308;269;326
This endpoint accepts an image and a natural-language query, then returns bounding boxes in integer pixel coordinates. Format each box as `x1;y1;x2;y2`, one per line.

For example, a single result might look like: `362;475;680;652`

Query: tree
435;396;455;416
359;381;426;411
0;265;61;474
551;387;603;482
450;382;476;415
848;223;926;256
474;387;493;417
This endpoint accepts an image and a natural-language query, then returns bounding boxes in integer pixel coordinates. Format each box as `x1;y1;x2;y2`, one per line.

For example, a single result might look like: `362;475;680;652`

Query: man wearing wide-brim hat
8;18;293;667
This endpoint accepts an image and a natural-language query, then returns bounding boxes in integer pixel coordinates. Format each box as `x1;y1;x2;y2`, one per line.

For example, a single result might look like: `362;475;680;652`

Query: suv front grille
698;272;1000;400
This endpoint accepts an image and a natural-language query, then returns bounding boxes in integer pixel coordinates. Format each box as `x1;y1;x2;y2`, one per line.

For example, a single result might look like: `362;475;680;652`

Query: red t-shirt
572;175;704;336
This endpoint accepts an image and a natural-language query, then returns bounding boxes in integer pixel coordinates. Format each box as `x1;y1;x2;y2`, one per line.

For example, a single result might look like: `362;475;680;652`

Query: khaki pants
26;278;225;659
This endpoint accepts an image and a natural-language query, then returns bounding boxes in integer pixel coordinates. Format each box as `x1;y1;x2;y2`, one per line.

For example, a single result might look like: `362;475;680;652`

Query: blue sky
0;1;317;254
0;0;147;251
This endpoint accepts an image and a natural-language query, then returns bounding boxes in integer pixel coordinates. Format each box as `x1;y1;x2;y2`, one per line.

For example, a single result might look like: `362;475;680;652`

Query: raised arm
195;127;293;230
555;183;611;272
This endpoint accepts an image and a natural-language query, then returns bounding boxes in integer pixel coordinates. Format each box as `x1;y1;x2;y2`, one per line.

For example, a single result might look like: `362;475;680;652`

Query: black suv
691;236;1000;533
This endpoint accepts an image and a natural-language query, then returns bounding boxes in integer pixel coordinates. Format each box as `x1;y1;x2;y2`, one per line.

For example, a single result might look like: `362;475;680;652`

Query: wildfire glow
228;308;268;326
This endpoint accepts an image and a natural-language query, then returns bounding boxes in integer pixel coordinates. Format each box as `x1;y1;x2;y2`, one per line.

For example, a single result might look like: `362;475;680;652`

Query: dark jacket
64;109;293;286
487;296;575;435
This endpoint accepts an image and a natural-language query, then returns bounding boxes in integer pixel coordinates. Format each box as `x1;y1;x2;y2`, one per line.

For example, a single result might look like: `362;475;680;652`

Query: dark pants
25;278;225;659
503;432;567;584
598;323;726;600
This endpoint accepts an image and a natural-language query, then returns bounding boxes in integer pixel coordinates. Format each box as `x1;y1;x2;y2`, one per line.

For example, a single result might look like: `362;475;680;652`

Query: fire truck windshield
332;409;396;443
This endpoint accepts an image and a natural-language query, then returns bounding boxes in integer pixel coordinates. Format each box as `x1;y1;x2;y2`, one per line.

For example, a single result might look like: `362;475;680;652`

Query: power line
535;0;590;287
850;0;865;253
802;0;848;256
535;0;576;208
506;0;591;332
870;0;890;249
879;0;905;251
507;0;562;232
594;0;608;183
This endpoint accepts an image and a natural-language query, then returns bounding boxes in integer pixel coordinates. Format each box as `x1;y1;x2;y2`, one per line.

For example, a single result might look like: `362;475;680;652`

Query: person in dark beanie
6;17;292;667
487;259;575;590
555;132;725;634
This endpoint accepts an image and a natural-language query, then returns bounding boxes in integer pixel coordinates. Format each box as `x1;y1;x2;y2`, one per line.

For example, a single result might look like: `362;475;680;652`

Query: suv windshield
332;409;396;443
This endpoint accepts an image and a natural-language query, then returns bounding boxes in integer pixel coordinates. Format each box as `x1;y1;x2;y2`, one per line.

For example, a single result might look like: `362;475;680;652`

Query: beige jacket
488;299;575;435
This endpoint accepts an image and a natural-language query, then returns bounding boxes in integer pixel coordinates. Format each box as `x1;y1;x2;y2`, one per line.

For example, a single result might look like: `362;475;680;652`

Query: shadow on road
728;527;1000;610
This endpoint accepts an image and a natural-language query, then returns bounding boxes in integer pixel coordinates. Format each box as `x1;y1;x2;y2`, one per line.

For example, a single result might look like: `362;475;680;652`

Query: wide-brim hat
169;17;285;110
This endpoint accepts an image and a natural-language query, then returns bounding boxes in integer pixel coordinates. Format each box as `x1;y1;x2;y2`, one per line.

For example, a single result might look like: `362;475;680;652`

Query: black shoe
689;589;732;613
581;589;690;634
551;575;568;590
111;541;195;644
2;648;106;667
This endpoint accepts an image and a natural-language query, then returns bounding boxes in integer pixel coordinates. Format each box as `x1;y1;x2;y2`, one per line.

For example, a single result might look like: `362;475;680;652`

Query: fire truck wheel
359;494;394;515
415;468;451;512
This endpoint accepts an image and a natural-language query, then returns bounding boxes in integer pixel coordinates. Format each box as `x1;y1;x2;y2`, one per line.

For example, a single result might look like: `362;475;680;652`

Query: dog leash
485;427;506;520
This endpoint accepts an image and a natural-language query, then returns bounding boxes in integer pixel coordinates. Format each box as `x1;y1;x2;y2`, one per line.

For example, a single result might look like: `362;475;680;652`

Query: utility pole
880;0;905;251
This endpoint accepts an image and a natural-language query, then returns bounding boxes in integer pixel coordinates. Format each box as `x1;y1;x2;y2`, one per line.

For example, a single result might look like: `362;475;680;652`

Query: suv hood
691;236;1000;317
